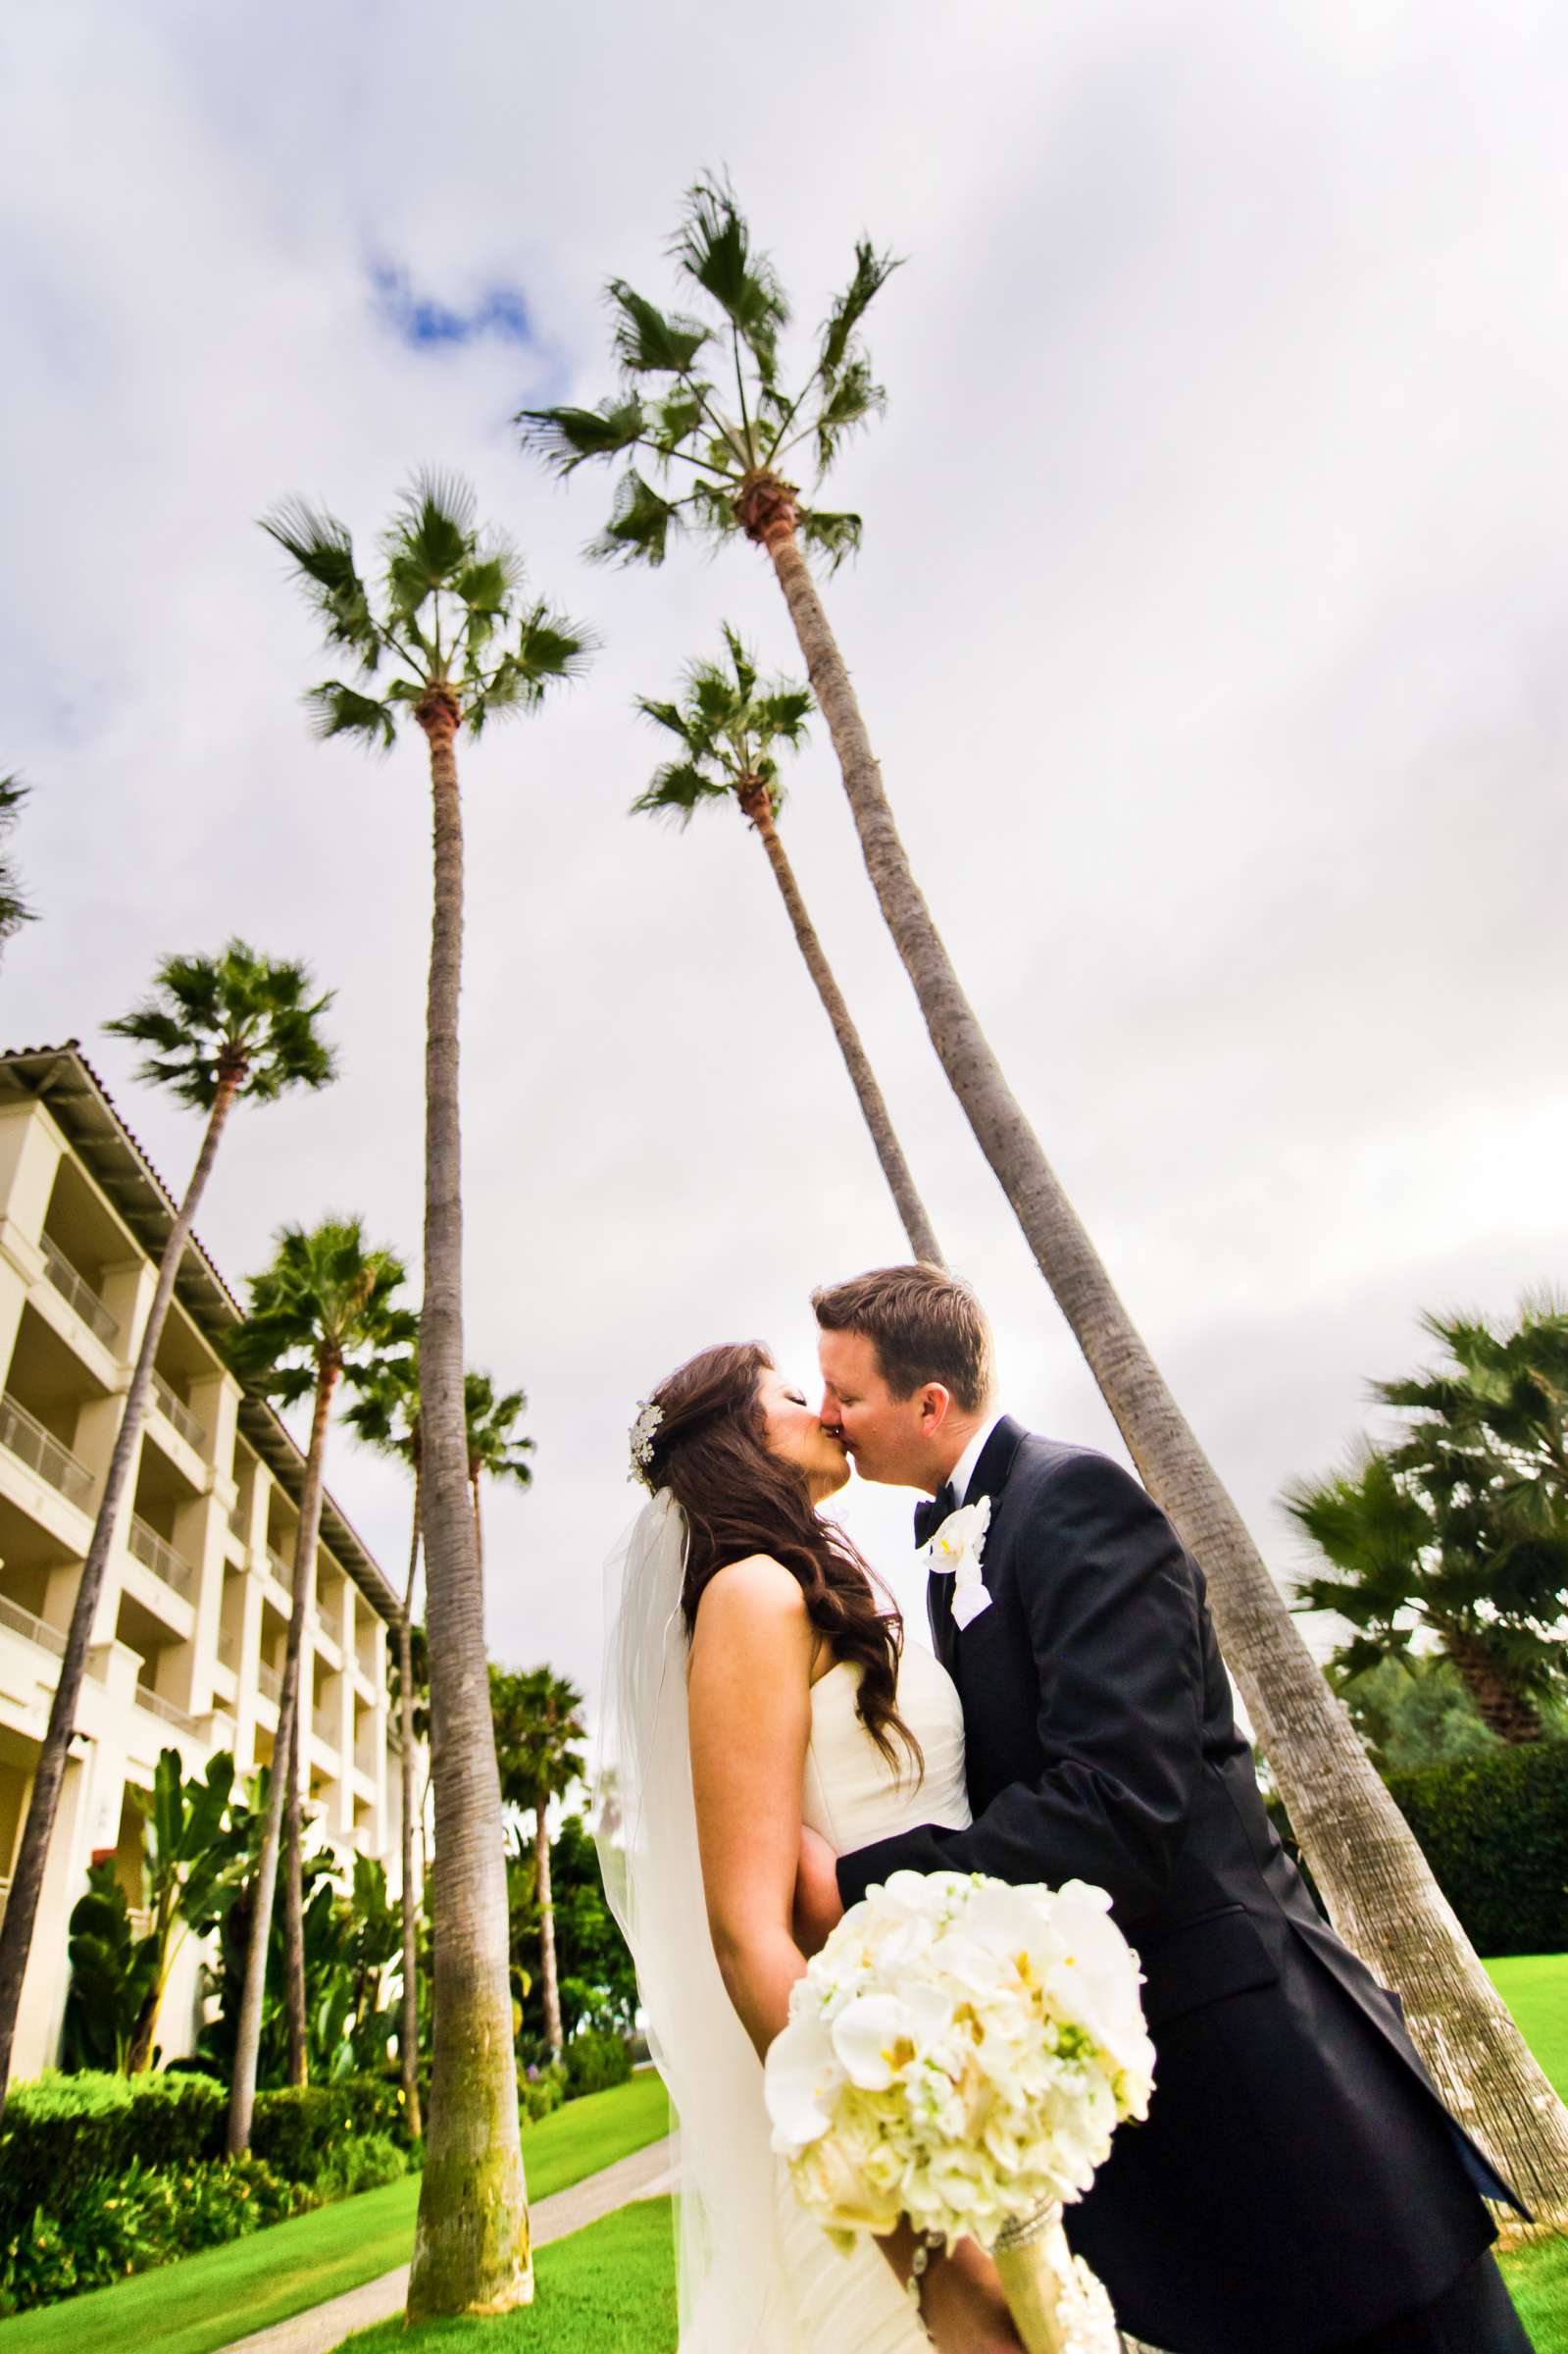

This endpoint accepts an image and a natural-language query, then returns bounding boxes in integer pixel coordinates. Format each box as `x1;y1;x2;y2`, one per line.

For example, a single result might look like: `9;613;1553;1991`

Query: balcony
151;1371;205;1453
127;1514;196;1603
258;1662;282;1705
266;1546;294;1592
136;1684;201;1738
39;1234;121;1349
228;1500;249;1544
218;1627;237;1667
0;1393;93;1510
313;1706;340;1750
0;1589;67;1659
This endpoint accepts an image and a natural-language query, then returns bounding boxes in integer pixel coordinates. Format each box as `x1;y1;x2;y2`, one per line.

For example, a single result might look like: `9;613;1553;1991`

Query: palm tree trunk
534;1797;562;2061
471;1474;483;1579
283;1712;308;2085
400;1476;424;2140
227;1362;335;2155
406;697;531;2320
1444;1631;1545;1745
744;791;942;1265
760;516;1568;2226
0;1071;240;2124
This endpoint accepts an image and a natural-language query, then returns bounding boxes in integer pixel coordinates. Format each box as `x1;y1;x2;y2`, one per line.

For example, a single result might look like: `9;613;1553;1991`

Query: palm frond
633;695;694;746
813;357;886;474
304;682;398;752
260;500;381;664
0;774;35;947
607;280;711;376
796;506;864;572
650;389;708;460
630;759;730;826
515;397;647;476
673;173;788;374
587;470;685;568
384;472;481;620
819;240;903;378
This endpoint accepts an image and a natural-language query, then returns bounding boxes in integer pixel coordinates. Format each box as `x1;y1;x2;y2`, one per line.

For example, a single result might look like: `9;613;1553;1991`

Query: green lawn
339;2198;676;2354
0;2073;670;2354
1488;1954;1568;2353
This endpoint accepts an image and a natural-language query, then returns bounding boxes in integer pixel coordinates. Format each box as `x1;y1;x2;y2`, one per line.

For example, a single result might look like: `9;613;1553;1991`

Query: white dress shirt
947;1410;1005;1510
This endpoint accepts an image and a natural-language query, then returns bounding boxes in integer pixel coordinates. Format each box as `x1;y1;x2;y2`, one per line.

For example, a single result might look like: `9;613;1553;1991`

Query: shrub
564;2028;632;2098
520;2061;566;2124
0;2072;225;2241
0;2155;301;2316
1385;1740;1568;1957
315;2129;408;2199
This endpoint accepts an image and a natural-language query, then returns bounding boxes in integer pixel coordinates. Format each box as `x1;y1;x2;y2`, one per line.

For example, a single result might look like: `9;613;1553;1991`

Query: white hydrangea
764;1870;1154;2263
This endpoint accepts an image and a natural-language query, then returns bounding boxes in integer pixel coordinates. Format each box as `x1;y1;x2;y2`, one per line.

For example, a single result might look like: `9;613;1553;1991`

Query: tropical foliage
0;773;34;952
1290;1298;1568;1743
0;947;336;2126
491;1665;586;2057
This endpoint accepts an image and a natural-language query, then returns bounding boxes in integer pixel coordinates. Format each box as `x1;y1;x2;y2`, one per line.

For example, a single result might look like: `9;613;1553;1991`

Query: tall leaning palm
522;177;1568;2219
342;1350;426;2138
491;1665;585;2061
225;1219;413;2145
634;630;941;1264
0;944;334;2124
264;474;590;2314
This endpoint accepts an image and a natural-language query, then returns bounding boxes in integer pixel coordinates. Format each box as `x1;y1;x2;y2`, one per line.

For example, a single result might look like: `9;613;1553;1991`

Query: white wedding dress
776;1642;974;2351
596;1494;973;2354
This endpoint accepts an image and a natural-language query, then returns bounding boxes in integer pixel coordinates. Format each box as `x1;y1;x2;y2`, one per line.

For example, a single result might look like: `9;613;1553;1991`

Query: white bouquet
764;1869;1155;2354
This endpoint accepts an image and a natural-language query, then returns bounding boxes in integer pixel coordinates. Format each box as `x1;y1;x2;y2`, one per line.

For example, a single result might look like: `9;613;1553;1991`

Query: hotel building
0;1042;418;2077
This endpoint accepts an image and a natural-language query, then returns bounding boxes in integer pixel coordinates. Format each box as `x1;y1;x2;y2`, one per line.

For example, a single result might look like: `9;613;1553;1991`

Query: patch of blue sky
371;263;532;351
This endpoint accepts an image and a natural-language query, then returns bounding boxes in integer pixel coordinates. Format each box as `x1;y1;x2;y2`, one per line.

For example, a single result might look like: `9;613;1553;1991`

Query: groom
795;1264;1530;2354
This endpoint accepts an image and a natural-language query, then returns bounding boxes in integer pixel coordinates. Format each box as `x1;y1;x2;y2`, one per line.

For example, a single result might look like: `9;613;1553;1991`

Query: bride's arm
687;1555;816;2062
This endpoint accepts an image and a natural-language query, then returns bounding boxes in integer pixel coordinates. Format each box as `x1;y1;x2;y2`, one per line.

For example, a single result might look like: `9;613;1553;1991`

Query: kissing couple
596;1264;1528;2354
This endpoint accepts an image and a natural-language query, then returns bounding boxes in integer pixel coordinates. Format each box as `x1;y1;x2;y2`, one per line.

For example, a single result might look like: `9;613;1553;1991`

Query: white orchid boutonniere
921;1494;992;1629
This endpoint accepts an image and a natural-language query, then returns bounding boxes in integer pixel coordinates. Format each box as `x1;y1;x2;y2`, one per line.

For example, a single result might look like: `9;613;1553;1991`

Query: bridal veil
593;1491;800;2351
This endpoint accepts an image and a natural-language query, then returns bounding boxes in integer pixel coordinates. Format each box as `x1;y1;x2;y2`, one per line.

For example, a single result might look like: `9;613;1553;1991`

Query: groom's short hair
813;1264;993;1411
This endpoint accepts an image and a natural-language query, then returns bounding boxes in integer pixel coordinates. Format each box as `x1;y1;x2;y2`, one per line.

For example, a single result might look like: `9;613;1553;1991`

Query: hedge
0;2070;416;2242
1384;1740;1568;1958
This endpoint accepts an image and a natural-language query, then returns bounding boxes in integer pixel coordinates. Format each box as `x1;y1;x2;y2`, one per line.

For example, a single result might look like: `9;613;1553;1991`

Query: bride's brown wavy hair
643;1341;921;1779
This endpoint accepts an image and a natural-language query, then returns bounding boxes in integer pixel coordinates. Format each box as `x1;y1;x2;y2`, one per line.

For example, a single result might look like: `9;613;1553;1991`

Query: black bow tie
914;1482;958;1552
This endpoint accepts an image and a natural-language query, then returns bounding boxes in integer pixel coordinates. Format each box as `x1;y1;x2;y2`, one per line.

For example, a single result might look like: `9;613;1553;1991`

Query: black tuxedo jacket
836;1420;1513;2354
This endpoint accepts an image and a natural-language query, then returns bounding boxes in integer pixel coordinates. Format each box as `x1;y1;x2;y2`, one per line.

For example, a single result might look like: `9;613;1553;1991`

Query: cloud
370;262;534;351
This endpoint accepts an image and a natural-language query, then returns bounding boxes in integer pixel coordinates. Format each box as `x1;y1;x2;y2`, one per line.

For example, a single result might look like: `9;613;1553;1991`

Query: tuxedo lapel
926;1416;1025;1681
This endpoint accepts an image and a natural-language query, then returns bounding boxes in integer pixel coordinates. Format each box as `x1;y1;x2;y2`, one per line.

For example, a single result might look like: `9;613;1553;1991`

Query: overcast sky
3;1;1564;1722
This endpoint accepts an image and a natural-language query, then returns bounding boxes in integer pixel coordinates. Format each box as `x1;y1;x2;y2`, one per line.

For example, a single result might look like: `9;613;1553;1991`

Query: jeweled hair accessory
628;1399;664;1486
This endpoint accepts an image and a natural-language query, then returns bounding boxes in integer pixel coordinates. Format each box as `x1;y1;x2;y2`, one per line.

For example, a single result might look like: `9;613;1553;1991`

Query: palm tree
1290;1298;1568;1745
264;473;590;2315
521;177;1568;2221
490;1666;586;2060
0;775;34;957
0;945;334;2124
634;629;942;1264
462;1370;533;1579
224;1218;413;2146
342;1351;426;2138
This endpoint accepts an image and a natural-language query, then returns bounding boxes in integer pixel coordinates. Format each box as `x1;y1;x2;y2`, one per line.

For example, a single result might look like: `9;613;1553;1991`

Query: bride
596;1340;1025;2353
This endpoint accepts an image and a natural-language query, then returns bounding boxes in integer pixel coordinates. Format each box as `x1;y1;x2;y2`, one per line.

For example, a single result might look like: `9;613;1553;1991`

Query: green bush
564;2027;632;2097
0;2154;301;2316
0;2072;225;2240
520;2061;567;2123
315;2128;408;2200
1385;1740;1568;1956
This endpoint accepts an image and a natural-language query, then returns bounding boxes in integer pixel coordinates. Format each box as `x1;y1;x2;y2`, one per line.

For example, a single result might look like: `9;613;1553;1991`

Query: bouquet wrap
764;1869;1154;2354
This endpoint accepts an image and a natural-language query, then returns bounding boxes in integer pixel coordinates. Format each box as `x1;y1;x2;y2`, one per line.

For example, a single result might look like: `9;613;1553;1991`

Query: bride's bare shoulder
694;1554;806;1631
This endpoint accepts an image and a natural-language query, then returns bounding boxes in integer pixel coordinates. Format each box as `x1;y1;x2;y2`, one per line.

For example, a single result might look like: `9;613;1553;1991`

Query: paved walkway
216;2134;679;2354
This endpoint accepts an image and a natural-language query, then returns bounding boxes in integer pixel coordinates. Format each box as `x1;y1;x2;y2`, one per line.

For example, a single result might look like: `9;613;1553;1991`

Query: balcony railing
0;1589;67;1658
258;1662;282;1705
0;1393;93;1510
217;1627;237;1667
267;1546;294;1592
228;1500;249;1544
39;1233;121;1347
313;1708;339;1749
127;1514;195;1603
136;1685;201;1737
151;1371;205;1452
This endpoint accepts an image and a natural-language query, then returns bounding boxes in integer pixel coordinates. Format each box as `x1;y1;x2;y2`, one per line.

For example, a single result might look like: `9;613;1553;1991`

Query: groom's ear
916;1382;954;1435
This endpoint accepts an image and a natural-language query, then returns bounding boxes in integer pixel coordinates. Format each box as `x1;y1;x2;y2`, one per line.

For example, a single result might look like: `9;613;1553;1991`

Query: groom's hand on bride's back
793;1822;844;1956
